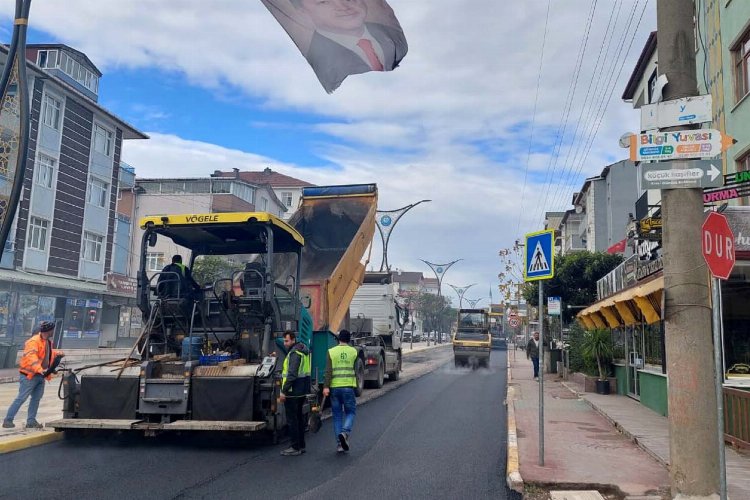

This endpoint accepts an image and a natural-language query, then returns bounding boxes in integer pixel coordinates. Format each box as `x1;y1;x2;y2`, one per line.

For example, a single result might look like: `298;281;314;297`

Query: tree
191;256;243;286
415;292;454;333
522;251;623;323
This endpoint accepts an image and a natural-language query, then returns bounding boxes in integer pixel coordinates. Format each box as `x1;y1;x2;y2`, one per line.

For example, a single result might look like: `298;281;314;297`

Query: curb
506;356;524;493
560;381;669;469
0;430;63;454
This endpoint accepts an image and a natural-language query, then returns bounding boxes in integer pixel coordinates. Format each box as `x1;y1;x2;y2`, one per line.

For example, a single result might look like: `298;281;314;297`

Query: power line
536;0;599;225
514;0;551;238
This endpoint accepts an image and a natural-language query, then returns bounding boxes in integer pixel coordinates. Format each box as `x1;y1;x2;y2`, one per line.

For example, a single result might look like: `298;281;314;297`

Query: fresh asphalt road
0;348;513;500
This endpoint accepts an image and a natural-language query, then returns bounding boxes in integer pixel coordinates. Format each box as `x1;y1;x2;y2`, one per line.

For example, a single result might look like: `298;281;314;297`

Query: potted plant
582;328;613;394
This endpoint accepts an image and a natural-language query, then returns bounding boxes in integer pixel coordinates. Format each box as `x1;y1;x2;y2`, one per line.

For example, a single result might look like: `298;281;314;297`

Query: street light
420;258;461;344
376;199;431;272
465;297;485;308
447;283;476;309
0;0;33;256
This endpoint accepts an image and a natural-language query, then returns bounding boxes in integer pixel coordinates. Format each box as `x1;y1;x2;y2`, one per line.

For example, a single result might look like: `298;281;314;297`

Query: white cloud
3;0;656;296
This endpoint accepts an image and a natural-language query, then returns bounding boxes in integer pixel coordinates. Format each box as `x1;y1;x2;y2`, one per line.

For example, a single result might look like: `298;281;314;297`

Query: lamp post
0;0;33;256
420;259;461;344
447;283;476;309
376;199;431;272
465;297;484;309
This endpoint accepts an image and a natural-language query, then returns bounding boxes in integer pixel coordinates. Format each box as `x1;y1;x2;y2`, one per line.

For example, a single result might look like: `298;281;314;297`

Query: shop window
17;294;39;336
722;263;750;381
643;323;663;367
0;291;9;338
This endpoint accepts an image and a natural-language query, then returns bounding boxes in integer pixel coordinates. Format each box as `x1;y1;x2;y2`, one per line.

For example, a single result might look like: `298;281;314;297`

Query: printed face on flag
262;0;408;93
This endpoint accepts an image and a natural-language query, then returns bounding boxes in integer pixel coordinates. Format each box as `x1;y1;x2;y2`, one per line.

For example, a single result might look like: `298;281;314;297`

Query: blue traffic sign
525;230;555;281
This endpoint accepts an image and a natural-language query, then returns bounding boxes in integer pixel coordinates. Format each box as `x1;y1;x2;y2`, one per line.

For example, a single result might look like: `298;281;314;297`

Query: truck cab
452;309;491;368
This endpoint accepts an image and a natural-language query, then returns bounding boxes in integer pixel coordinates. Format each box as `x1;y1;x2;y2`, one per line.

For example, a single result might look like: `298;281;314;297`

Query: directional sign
629;129;734;162
702;212;735;280
641;160;724;190
524;230;555;282
641;95;713;130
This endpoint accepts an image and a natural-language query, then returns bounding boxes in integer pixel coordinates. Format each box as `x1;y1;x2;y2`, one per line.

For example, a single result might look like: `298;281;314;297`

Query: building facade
0;44;147;349
127;176;287;282
213;167;314;219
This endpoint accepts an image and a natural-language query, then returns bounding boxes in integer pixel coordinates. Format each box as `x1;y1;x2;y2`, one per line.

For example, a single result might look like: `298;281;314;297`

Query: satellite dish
619;132;634;149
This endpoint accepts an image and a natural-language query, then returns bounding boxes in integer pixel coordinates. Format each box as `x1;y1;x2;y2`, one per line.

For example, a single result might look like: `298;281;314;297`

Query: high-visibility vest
282;349;311;397
19;334;63;381
328;345;358;388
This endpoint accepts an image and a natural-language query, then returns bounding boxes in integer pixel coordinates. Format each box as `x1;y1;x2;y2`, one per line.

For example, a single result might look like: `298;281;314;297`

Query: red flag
607;238;627;254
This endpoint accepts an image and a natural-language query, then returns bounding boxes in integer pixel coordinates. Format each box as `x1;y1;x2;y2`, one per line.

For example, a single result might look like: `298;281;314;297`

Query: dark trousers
284;397;306;451
531;356;539;378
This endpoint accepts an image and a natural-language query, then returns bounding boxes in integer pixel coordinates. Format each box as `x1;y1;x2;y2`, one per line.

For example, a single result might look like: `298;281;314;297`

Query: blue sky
1;1;654;303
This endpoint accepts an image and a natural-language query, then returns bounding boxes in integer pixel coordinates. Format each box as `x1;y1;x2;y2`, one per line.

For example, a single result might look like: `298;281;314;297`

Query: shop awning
577;275;664;328
0;268;107;294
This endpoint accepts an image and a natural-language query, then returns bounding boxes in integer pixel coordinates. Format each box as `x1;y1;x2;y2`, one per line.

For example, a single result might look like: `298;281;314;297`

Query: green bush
582;327;614;381
568;322;598;377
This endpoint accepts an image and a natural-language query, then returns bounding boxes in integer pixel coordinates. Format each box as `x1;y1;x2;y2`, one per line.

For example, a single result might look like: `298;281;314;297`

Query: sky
0;0;655;307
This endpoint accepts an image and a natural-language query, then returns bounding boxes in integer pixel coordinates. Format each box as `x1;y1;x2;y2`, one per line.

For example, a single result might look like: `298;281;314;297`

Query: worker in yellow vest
323;329;358;453
279;331;311;456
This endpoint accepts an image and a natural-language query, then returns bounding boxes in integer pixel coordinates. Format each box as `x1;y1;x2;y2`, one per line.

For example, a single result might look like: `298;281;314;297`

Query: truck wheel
389;355;401;381
354;358;365;397
374;359;385;388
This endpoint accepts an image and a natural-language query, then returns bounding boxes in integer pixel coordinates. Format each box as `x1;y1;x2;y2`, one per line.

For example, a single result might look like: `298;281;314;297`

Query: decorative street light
0;0;33;256
465;297;485;309
419;258;461;344
447;283;476;309
376;199;431;272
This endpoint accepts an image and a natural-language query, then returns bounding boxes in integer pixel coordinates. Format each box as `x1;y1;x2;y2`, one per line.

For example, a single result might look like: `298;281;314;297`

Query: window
41;94;62;130
36;49;58;69
35;154;55;189
82;231;103;262
146;252;165;272
27;216;49;251
93;124;113;156
87;177;109;208
282;192;293;207
733;32;750;102
737;152;750;173
260;198;268;211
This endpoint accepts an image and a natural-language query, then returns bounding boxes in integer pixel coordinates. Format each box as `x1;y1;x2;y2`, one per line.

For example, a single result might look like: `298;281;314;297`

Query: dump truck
48;183;378;438
348;272;407;387
452;308;491;368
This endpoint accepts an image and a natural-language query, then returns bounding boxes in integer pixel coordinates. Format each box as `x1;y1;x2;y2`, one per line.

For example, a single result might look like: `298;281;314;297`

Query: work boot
338;432;350;451
25;420;43;429
280;447;302;456
2;420;14;429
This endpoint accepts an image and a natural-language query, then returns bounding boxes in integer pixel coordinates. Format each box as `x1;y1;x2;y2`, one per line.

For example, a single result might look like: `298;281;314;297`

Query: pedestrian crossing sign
524;230;555;281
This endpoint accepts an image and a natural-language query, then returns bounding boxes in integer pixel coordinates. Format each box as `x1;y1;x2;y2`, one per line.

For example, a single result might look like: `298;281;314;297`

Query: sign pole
538;280;544;466
711;277;728;500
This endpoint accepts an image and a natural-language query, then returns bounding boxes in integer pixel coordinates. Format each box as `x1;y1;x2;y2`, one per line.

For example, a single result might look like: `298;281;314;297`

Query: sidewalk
0;348;132;384
509;352;750;498
508;353;670;497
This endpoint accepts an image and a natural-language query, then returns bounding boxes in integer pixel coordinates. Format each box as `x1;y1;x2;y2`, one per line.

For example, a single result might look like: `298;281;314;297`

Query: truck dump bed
283;184;377;333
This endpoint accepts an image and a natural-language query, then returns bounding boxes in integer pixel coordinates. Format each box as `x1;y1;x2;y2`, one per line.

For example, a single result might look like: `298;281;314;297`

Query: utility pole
657;1;719;496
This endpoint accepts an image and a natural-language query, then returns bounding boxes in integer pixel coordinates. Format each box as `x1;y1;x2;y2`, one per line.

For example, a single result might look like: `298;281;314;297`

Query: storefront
577;207;750;447
0;269;140;350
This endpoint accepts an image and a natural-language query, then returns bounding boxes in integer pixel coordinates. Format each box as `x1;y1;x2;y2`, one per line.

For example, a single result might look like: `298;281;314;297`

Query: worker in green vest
279;331;311;456
323;329;358;453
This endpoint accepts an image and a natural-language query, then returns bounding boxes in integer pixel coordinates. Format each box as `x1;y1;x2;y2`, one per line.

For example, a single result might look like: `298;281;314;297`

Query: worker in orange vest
3;321;64;429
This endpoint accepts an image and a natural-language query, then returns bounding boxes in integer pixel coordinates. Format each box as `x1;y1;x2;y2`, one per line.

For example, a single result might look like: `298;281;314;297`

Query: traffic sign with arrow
641;160;724;190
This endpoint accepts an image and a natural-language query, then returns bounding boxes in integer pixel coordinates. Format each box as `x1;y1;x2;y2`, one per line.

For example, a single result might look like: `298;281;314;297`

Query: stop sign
702;212;736;280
